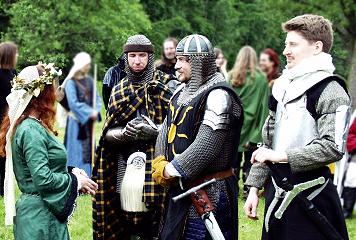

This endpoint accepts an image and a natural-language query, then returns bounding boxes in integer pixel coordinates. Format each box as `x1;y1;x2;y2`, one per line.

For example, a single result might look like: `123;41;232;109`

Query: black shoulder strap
268;94;278;112
306;75;348;120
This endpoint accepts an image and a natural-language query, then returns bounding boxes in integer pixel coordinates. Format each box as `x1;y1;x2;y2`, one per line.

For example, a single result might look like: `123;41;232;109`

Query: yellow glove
152;155;174;187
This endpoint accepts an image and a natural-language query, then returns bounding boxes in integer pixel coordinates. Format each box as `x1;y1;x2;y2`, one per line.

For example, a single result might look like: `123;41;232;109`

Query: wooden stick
91;64;97;168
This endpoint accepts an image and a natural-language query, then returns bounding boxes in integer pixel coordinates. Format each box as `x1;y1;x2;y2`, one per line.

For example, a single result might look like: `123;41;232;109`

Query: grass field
1;192;355;239
0;82;355;239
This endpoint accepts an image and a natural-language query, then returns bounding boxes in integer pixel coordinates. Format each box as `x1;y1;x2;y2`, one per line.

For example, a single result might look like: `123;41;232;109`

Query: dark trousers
342;187;356;218
0;157;5;196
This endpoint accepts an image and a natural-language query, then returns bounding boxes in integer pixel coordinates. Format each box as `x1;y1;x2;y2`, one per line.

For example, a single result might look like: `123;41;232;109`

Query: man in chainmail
92;34;174;240
244;15;350;240
152;34;244;240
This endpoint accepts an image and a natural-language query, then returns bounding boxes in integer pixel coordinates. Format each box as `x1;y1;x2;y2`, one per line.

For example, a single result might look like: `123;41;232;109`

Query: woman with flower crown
0;63;98;239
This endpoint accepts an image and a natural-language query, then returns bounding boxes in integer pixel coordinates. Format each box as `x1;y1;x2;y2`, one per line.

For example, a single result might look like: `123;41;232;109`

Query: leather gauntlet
104;127;135;143
152;155;175;187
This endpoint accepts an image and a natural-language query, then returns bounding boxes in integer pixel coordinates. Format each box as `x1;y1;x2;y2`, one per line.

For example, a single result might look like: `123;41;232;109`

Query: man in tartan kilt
92;34;175;240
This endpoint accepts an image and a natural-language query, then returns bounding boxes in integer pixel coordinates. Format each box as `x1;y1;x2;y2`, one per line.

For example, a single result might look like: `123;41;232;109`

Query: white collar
272;53;335;104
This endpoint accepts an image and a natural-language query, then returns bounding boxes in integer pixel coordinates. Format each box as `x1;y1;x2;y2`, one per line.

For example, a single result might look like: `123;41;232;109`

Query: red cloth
347;117;356;154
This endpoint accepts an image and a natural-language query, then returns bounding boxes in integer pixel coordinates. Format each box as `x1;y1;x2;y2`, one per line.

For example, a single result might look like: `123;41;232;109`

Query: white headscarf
4;66;40;225
65;52;91;82
56;52;91;128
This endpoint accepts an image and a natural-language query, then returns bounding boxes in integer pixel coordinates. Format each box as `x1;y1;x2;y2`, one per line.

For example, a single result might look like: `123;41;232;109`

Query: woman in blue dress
64;52;102;177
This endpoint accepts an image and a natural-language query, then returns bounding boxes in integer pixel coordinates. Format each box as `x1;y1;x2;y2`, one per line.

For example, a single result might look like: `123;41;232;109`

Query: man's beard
177;72;190;83
164;55;176;65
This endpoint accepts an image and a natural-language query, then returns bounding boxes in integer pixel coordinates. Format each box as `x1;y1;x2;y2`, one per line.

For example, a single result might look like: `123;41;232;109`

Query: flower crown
12;62;62;97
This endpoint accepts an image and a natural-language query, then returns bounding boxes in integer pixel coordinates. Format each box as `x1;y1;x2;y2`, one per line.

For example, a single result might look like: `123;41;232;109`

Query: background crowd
0;0;355;110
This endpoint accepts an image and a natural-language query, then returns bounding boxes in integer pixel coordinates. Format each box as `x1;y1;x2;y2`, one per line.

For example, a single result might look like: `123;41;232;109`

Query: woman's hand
80;176;98;195
73;169;98;195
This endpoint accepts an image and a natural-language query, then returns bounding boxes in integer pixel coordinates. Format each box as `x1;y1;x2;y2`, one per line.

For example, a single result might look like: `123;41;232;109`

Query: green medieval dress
231;71;269;151
11;118;78;240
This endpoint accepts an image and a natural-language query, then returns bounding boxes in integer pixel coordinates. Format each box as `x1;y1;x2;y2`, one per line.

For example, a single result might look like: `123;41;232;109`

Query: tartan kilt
92;71;172;239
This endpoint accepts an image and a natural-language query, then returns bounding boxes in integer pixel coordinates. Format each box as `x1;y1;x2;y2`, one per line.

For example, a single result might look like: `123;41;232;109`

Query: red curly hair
0;67;57;157
262;48;280;82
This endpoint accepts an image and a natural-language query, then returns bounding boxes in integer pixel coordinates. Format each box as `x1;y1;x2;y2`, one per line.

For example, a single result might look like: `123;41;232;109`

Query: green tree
2;0;151;80
141;0;285;69
142;0;355;109
141;0;242;67
2;0;354;107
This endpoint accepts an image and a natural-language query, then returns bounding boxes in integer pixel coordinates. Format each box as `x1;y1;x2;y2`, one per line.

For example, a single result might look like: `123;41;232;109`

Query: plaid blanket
92;70;172;239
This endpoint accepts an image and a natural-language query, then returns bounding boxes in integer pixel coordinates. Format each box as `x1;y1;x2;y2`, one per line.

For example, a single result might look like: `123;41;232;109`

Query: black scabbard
266;162;344;240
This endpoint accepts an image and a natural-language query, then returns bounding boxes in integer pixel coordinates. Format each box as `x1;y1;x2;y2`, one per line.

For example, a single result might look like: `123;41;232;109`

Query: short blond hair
282;14;333;53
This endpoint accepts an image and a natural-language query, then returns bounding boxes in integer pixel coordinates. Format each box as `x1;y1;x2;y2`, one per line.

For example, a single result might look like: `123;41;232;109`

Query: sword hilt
274;176;326;219
172;178;216;202
266;163;344;240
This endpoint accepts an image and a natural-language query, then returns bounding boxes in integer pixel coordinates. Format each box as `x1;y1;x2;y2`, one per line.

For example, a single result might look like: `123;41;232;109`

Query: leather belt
196;168;235;184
